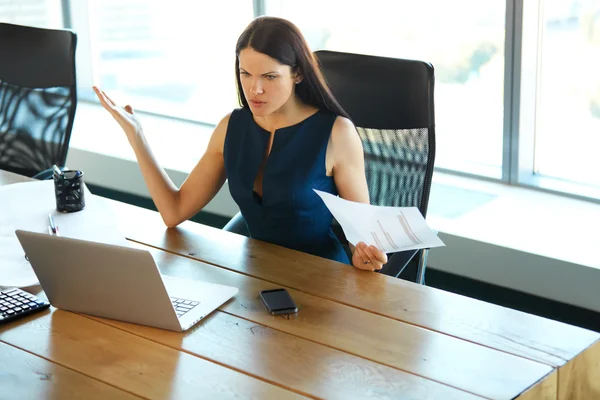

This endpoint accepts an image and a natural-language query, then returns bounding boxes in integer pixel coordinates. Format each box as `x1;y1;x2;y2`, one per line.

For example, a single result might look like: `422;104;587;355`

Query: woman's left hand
352;242;388;271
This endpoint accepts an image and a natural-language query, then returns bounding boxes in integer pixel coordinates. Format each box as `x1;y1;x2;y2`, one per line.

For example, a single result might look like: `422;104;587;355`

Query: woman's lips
250;100;266;107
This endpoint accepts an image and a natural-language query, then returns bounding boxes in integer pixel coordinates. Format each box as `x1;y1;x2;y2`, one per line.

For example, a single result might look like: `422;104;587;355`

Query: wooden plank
117;245;552;400
557;339;600;399
88;311;482;400
0;309;304;399
516;370;557;400
115;206;600;368
0;341;140;399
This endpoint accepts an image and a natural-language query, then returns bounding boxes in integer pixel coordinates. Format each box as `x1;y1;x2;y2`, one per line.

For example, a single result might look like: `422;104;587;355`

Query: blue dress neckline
249;108;322;135
248;108;322;203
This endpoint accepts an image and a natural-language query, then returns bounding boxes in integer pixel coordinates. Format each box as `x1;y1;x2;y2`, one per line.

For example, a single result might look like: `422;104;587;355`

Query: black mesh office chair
223;50;436;284
0;22;77;179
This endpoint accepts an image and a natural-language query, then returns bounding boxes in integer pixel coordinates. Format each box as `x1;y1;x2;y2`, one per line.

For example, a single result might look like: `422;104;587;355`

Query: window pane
88;0;254;125
535;0;600;188
266;0;506;178
0;0;62;28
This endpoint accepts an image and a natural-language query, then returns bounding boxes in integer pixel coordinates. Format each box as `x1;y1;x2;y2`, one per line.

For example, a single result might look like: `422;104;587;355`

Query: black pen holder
54;170;85;212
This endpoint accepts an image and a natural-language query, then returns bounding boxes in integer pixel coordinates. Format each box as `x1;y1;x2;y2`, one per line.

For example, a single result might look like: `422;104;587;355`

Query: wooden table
1;169;599;399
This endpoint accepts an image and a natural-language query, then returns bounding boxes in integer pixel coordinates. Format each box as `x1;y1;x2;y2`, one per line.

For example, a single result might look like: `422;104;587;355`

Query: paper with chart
0;180;130;289
314;189;444;253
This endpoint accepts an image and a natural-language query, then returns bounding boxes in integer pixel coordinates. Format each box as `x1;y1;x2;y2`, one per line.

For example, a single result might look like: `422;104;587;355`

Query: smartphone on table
259;288;298;315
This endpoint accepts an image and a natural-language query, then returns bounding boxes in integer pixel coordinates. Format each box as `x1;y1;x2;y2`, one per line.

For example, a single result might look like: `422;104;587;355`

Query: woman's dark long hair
235;16;349;118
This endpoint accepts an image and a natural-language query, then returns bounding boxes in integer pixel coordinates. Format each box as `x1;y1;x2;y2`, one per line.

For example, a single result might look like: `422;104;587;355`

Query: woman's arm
329;116;388;271
94;87;228;228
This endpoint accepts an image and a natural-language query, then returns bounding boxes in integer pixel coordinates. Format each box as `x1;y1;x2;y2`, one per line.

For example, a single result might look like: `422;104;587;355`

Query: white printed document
314;190;445;253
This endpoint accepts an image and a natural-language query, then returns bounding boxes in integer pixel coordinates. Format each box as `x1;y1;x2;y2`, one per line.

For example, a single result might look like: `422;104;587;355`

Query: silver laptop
15;229;238;332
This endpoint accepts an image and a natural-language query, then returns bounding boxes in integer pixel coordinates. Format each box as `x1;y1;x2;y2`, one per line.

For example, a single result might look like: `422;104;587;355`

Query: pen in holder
53;169;85;212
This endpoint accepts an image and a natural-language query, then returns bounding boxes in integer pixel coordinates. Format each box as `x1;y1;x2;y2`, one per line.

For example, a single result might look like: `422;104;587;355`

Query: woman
93;16;387;271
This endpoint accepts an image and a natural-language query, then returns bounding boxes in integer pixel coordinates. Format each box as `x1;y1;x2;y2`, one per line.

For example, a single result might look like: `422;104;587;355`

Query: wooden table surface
1;169;599;399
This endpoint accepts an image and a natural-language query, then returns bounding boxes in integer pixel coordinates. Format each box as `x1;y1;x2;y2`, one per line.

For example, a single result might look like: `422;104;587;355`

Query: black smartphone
259;288;298;315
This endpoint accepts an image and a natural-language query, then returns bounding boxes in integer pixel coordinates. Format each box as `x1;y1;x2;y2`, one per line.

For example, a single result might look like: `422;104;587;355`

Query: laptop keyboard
170;297;200;318
0;288;50;324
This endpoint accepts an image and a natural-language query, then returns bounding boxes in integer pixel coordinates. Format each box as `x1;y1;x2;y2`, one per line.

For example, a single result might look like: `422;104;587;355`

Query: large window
534;0;600;188
266;0;507;178
85;0;254;125
2;0;600;202
0;0;62;28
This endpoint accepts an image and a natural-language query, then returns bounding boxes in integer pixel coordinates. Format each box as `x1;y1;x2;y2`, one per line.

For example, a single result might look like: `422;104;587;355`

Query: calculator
0;288;50;324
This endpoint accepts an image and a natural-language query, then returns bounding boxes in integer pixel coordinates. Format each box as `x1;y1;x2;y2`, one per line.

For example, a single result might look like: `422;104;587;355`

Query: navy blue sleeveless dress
223;107;349;264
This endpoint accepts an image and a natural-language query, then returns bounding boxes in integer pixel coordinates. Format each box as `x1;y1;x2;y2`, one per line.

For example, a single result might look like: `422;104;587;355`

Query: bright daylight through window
267;0;506;179
1;0;600;201
86;0;254;125
534;0;600;188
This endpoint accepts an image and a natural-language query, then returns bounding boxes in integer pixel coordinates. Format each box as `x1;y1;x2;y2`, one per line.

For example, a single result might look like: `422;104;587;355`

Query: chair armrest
222;211;250;237
379;249;420;278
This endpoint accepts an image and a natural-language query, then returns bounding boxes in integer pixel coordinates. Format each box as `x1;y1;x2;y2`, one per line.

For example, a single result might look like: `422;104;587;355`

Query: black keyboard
170;297;200;318
0;288;50;324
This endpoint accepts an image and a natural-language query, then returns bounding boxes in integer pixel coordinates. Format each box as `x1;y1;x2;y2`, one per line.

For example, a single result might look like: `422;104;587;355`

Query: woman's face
238;47;299;117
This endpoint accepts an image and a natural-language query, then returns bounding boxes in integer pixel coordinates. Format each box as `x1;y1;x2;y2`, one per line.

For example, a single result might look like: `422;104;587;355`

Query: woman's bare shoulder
207;112;235;153
330;115;360;147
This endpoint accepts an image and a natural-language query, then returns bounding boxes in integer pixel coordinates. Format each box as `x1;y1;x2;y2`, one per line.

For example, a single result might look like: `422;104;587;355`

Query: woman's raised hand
93;86;143;143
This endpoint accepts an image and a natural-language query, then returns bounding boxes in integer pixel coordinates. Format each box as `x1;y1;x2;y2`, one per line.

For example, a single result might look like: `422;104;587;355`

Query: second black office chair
0;22;78;179
223;50;436;284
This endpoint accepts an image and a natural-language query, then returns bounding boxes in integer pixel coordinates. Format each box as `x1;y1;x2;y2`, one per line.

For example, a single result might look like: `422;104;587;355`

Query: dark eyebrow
239;68;279;76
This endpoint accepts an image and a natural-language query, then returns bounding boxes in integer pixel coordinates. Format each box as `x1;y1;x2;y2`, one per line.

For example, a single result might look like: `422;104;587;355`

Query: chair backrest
314;50;435;217
0;22;77;177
